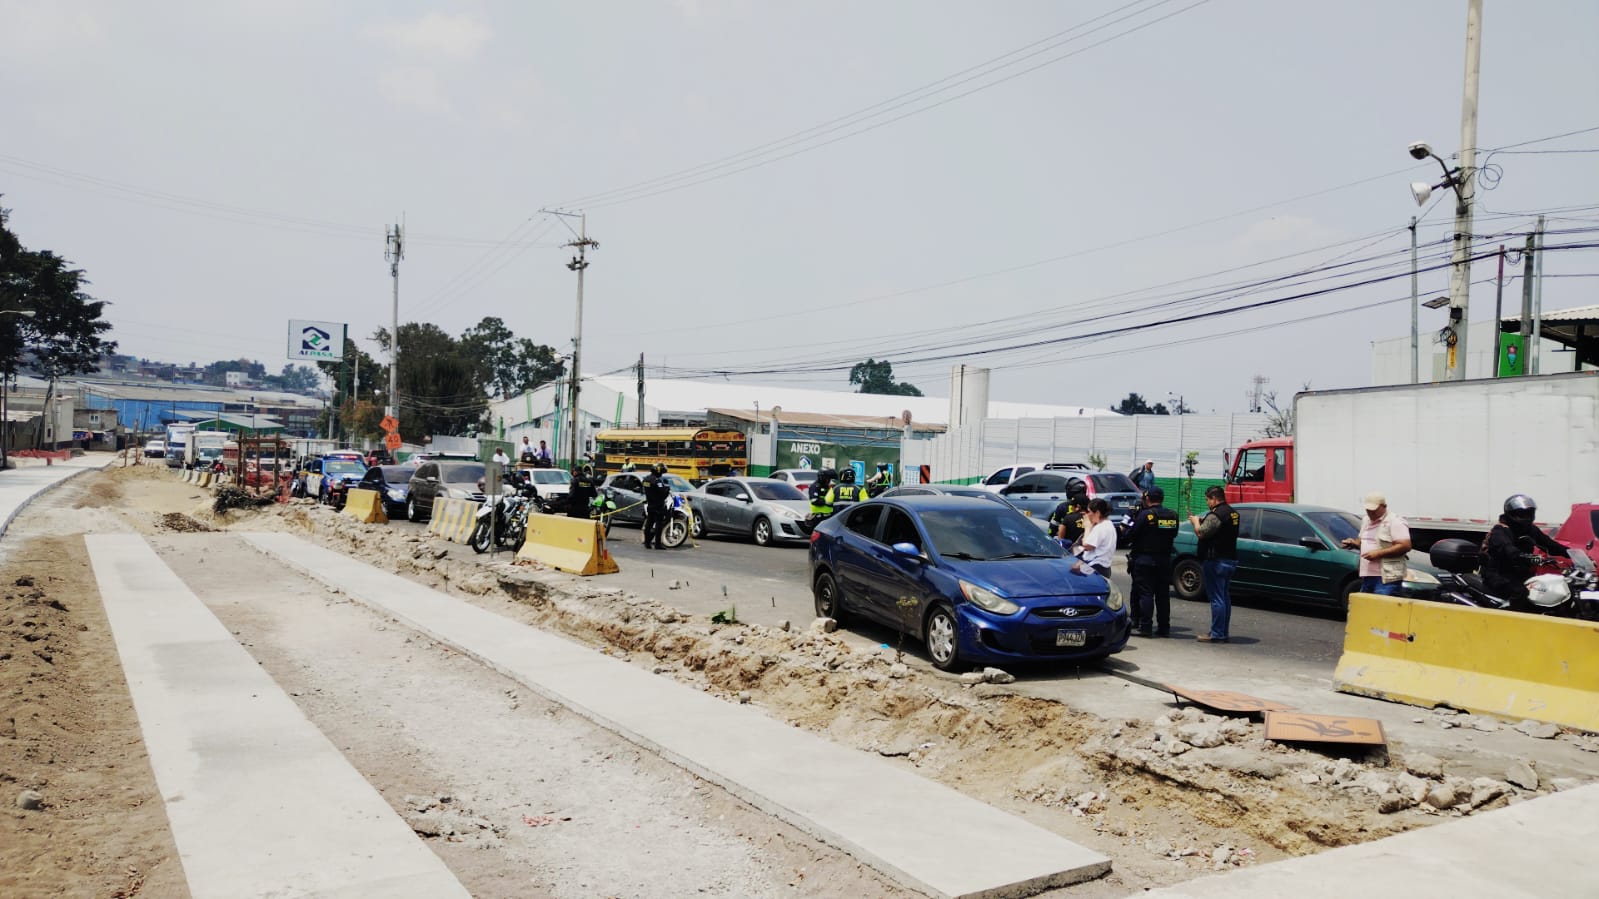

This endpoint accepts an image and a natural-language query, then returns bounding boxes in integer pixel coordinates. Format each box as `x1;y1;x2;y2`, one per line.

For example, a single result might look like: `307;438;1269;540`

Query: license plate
1056;629;1087;647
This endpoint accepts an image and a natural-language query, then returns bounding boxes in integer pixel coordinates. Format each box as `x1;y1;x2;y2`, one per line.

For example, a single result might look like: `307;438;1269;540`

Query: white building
1370;304;1598;385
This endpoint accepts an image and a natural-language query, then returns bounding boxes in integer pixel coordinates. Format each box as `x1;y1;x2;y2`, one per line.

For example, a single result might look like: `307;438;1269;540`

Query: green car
1170;502;1441;611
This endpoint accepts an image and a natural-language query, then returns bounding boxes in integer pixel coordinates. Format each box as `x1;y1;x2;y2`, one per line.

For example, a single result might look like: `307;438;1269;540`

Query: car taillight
810;529;822;545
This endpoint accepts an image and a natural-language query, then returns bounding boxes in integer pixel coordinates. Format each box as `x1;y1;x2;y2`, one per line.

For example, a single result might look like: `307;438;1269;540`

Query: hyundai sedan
809;496;1129;671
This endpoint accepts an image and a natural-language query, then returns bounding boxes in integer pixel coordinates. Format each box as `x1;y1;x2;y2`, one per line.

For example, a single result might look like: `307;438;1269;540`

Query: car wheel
1172;558;1205;601
813;571;848;623
925;603;961;672
691;510;706;539
752;517;773;547
407;497;422;522
1338;577;1359;615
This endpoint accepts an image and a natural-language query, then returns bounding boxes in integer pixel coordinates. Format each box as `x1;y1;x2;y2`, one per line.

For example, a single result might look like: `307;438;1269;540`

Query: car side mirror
735;493;751;502
891;542;924;560
1299;536;1326;551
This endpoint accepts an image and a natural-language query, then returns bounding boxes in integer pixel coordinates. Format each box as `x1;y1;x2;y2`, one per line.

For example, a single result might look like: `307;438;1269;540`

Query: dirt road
3;462;1595;897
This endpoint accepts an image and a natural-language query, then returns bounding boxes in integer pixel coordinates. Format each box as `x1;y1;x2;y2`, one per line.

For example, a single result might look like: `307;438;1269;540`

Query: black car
357;465;417;519
406;460;487;521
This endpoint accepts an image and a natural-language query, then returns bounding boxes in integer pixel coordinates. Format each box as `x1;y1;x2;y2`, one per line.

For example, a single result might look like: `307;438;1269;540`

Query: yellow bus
593;427;747;482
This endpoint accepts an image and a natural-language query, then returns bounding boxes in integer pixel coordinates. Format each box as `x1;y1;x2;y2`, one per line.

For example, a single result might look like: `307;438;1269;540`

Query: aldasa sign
287;320;346;361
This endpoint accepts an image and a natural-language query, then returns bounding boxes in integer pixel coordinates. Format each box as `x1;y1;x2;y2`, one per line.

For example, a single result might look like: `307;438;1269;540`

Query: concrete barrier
198;471;212;488
342;488;389;524
183;469;196;483
426;498;478;544
1335;593;1599;732
516;513;619;576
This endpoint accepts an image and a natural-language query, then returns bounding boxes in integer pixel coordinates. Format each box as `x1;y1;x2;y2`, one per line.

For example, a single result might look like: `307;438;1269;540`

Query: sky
3;0;1597;415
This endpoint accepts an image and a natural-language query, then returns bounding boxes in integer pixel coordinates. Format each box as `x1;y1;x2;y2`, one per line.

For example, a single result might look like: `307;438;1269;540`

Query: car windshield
751;482;805;501
379;466;414;483
663;474;694;492
325;461;365;475
531;470;572;485
1089;474;1138;493
919;507;1066;561
1305;510;1361;543
442;463;486;484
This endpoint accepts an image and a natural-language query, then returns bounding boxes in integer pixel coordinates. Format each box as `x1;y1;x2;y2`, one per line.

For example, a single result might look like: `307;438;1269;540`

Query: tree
459;316;564;399
848;358;922;397
315;338;383;441
1260;382;1311;438
375;323;486;440
1113;392;1167;415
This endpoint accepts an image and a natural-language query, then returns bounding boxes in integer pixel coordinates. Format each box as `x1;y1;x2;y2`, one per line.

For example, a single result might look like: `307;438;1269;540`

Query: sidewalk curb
0;462;107;541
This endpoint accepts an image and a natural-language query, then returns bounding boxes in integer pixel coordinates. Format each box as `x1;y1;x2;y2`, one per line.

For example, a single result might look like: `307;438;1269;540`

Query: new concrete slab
243;532;1111;899
86;534;470;899
1132;783;1599;899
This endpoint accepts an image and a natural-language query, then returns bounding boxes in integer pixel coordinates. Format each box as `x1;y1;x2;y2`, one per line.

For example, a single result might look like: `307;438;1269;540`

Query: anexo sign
288;320;346;361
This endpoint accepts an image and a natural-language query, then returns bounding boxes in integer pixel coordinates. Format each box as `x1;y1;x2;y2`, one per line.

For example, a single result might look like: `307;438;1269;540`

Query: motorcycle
470;474;539;554
1427;538;1599;619
651;493;691;549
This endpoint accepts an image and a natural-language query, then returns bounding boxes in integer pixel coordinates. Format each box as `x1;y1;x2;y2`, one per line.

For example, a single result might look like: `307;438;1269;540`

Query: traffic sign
380;416;399;433
384;432;403;450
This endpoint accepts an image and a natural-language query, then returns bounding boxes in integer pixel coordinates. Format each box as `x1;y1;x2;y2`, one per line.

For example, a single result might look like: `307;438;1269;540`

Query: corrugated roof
706;407;945;432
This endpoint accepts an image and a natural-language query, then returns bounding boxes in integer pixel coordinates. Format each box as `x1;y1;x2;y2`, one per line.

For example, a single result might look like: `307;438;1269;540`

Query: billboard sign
288;320;346;361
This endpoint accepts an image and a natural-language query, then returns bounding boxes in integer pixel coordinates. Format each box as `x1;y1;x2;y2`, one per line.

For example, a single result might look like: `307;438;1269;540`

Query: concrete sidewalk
243;532;1111;899
86;534;470;899
1133;782;1599;898
0;452;115;537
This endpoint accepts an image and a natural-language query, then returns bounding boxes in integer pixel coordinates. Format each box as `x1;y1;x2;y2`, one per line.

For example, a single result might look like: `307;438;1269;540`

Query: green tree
459;316;564;399
1112;392;1170;415
376;323;486;440
848;358;922;397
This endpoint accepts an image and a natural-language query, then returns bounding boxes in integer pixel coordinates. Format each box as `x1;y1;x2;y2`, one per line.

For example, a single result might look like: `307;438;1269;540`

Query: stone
1331;759;1355;784
1073;791;1099;809
16;790;43;811
809;617;837;633
1211;846;1233;867
1299;772;1321;785
888;663;910;679
1403;752;1445;780
1395;773;1430;804
981;667;1016;685
1145;838;1172;857
1218;717;1253;737
1187;746;1284;778
1153;715;1174;728
1468;716;1500;733
1550;777;1583;792
958;671;987;685
1354;772;1395;796
668;579;683;590
1424;783;1460;810
1176;722;1226;749
1468;777;1509;808
1377;793;1414;814
1505;761;1539;791
737;691;752;704
1513;719;1561;740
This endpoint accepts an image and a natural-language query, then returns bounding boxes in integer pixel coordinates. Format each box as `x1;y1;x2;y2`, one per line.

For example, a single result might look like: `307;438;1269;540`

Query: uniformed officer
1125;486;1179;638
567;463;600;519
865;462;892;496
825;467;869;511
808;468;837;520
1048;488;1089;546
642;463;671;548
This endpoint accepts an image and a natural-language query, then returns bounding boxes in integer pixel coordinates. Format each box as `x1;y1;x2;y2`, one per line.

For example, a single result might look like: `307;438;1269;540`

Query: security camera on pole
1406;0;1482;382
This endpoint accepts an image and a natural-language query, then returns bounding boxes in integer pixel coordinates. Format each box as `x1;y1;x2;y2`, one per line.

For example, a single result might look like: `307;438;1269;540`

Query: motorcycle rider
1481;494;1570;612
826;467;870;512
643;463;671;549
865;463;892;496
567;463;601;519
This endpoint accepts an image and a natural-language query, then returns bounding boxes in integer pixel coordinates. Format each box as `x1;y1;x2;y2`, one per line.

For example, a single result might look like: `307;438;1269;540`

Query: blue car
357;464;416;519
808;496;1129;671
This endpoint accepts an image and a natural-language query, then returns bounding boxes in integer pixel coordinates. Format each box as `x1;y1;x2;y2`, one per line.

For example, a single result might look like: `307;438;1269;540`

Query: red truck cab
1223;438;1294;505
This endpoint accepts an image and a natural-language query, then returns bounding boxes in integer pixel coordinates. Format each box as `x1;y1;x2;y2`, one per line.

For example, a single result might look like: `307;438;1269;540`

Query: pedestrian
534;440;553;468
1338;491;1413;597
1125;486;1179;637
491;446;511;476
1189;486;1240;643
1131;460;1157;495
519;436;537;464
1069;498;1117;578
1479;493;1569;612
1048;489;1088;547
642;463;671;548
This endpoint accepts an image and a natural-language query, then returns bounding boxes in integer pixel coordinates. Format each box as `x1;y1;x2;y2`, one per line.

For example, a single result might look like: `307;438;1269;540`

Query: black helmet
817;467;836;482
653;463;667;475
1504;494;1537;522
840;468;857;484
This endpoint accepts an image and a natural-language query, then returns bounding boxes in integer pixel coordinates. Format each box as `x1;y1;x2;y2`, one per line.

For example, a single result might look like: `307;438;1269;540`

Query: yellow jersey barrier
516;513;620;576
343;488;389;524
426;497;478;544
198;471;212;487
1335;593;1599;732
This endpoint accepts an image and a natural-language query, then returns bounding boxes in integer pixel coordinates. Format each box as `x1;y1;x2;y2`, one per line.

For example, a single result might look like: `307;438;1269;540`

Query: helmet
1504;494;1537;522
817;467;837;483
653;463;667;476
840;468;856;484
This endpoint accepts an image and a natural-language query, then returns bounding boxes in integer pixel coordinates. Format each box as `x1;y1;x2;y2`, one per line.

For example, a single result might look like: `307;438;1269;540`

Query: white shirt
492;450;510;466
1075;519;1117;571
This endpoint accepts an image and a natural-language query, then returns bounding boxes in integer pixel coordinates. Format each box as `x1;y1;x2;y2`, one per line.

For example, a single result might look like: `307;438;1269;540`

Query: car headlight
1104;584;1126;612
1404;568;1439;586
448;487;470;498
387;489;405;501
959;580;1021;615
777;506;802;518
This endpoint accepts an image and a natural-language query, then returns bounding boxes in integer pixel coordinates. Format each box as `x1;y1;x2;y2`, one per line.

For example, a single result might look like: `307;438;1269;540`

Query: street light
1406;141;1466;208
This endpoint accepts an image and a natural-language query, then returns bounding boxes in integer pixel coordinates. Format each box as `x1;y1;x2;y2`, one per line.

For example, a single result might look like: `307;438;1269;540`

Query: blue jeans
1360;576;1402;596
1202;558;1237;640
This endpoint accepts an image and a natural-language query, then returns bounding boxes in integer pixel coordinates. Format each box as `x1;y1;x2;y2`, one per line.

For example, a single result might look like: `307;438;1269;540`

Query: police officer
1190;486;1241;643
865;462;892;496
808;468;837;519
826;467;869;512
567;463;599;519
1125;486;1179;638
642;463;671;548
1048;487;1089;546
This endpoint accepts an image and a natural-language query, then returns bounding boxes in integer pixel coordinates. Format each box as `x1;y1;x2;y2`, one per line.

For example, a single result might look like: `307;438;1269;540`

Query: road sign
1163;685;1296;714
380;416;399;433
384;432;402;450
1263;711;1386;746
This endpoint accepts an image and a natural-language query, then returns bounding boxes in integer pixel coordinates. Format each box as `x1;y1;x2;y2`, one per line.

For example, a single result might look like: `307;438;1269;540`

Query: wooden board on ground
1263;710;1387;746
1163;684;1296;715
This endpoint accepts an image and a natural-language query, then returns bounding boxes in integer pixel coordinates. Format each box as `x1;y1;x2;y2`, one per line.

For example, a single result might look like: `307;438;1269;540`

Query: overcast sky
3;0;1596;413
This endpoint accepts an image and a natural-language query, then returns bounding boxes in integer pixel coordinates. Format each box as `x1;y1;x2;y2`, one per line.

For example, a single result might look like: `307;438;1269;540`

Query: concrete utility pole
384;222;403;419
562;215;598;467
1530;215;1546;375
1492;245;1506;377
1518;228;1535;352
1446;0;1483;381
636;353;645;427
1410;216;1420;384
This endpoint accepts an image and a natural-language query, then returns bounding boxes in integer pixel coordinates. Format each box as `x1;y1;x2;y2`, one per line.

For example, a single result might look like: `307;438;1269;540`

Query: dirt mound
157;513;213;532
72;478;124;509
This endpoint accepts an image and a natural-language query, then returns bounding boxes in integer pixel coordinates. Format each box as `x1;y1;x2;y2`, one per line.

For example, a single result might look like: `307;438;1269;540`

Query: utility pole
636;353;645;427
561;214;598;467
1409;216;1420;384
1518;227;1535;354
1491;245;1506;376
1530;215;1546;375
384;222;403;420
1446;0;1483;381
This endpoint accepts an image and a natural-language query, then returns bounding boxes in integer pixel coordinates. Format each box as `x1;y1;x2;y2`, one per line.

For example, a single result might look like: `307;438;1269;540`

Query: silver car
691;477;811;546
770;468;820;493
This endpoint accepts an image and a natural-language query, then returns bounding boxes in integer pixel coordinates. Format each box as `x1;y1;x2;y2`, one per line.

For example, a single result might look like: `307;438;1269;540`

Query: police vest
1200;503;1240;560
1130;505;1180;555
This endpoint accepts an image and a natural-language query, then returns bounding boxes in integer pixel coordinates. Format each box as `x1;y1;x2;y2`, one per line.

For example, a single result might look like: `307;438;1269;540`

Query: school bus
593;427;747;482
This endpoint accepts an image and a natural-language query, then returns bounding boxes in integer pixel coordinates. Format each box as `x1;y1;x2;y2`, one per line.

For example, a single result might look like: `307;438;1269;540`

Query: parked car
809;496;1129;670
357;465;417;519
770;468;820;492
521;467;575;503
314;456;369;503
1169;502;1442;611
879;484;1030;515
997;471;1141;543
978;462;1090;493
143;439;167;458
601;471;696;526
405;460;487;521
691;477;811;546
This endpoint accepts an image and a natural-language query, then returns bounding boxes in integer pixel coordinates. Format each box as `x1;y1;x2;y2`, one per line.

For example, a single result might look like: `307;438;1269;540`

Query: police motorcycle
1427;537;1599;620
655;492;691;549
470;470;540;554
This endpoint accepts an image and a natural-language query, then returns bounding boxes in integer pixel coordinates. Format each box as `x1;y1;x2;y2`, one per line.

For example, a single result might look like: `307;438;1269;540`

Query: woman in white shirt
1071;499;1117;578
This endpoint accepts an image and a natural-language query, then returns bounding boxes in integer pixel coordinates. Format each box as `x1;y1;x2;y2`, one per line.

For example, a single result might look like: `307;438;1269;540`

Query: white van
978;462;1090;493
